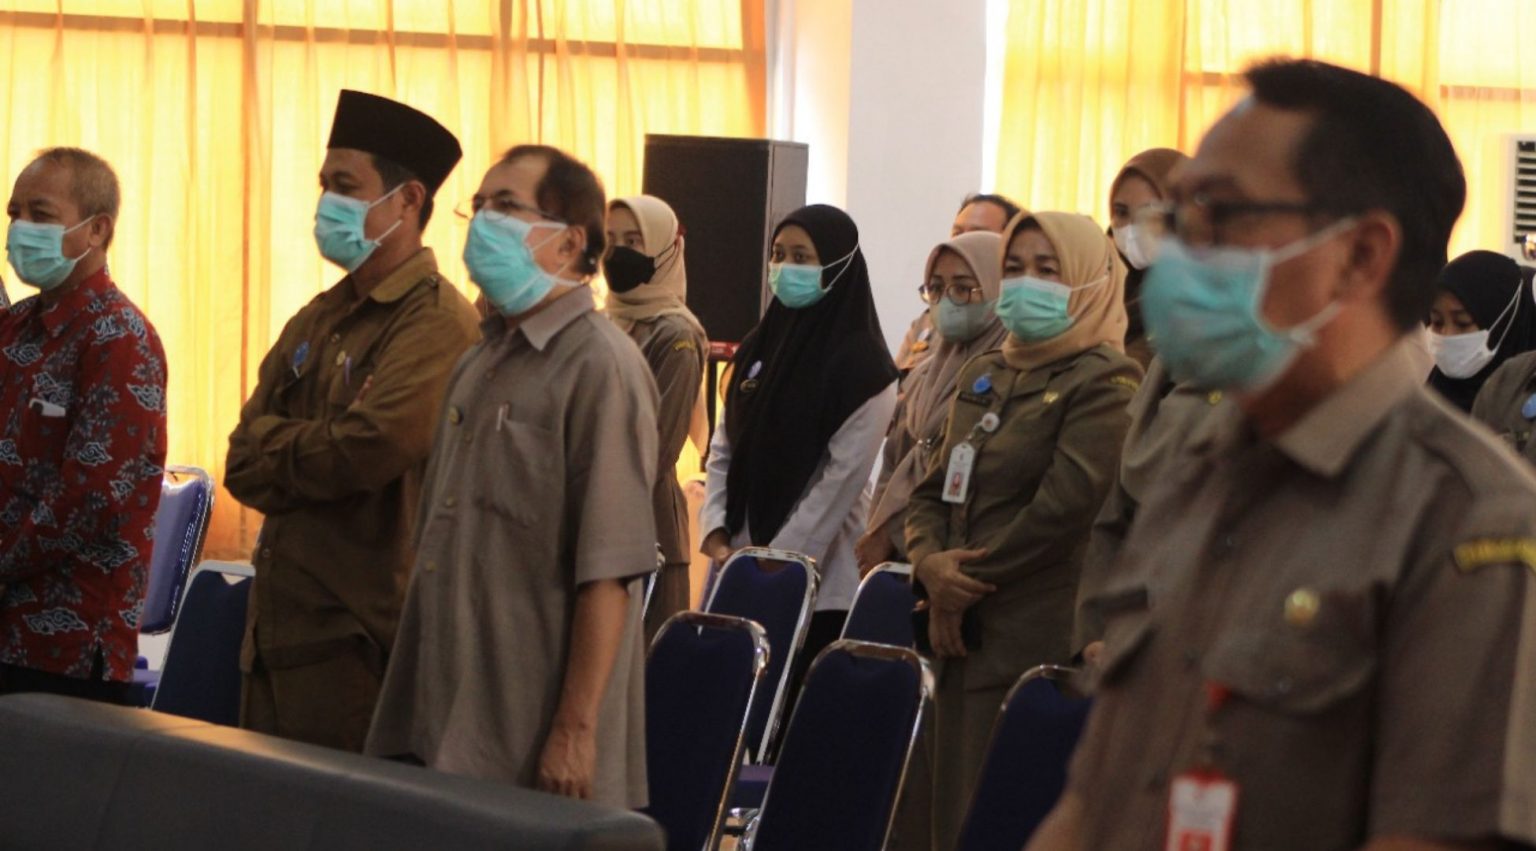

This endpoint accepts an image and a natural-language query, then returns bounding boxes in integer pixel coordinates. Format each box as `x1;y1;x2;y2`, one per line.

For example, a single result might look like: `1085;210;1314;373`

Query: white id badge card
1165;771;1238;851
941;442;975;504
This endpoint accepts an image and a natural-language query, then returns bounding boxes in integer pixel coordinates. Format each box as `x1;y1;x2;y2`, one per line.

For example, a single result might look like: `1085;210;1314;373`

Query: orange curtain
995;0;1536;260
0;0;765;557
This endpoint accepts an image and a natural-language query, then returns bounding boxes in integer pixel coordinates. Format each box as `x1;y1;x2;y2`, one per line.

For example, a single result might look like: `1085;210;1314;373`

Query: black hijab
724;204;899;546
1428;250;1536;411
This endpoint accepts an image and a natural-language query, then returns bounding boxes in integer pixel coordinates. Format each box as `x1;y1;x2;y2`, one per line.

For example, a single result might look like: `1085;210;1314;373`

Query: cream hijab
1000;211;1128;371
867;231;1008;535
603;195;707;338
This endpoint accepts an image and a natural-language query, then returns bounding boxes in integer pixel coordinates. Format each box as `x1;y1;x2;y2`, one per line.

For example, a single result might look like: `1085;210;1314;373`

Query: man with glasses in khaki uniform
1030;60;1536;851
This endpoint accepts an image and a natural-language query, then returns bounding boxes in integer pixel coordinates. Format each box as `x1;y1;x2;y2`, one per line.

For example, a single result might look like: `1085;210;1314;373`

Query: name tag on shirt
942;442;975;504
29;398;65;418
1165;771;1238;851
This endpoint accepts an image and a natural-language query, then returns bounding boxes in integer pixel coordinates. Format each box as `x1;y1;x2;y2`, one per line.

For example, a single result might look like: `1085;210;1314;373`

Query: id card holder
941;441;975;504
1165;769;1238;851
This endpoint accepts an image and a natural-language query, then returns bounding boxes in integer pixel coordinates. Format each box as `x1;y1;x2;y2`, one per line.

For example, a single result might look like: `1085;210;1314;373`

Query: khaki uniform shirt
1074;357;1227;648
623;314;706;567
365;287;659;809
1070;340;1536;849
226;249;479;671
905;345;1140;690
1472;349;1536;465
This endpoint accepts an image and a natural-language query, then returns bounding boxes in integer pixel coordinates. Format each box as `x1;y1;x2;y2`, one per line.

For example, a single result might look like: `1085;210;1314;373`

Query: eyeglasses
454;192;564;223
918;280;986;305
1134;193;1351;248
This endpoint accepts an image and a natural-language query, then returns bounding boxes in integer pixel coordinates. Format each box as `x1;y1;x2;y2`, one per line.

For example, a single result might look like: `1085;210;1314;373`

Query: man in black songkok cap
225;90;481;751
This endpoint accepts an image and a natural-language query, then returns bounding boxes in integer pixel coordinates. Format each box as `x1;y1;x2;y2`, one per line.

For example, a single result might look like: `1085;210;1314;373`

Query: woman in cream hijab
856;230;1009;572
602;195;708;639
903;211;1142;850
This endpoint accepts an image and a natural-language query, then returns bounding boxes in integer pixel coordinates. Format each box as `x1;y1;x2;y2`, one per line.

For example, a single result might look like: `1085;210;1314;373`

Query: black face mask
603;246;656;294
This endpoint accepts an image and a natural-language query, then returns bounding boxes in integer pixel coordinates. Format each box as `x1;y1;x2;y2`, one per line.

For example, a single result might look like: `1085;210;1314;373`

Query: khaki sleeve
1073;474;1136;650
967;359;1139;587
225;319;306;515
239;303;477;503
649;325;706;480
1471;356;1523;429
903;395;963;571
571;348;660;586
1368;502;1536;844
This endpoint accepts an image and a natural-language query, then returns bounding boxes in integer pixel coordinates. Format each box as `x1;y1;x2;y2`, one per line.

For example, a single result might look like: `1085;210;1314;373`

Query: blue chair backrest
841;563;916;648
141;467;213;634
151;563;253;726
955;665;1092;851
703;549;816;761
644;612;768;851
751;640;930;851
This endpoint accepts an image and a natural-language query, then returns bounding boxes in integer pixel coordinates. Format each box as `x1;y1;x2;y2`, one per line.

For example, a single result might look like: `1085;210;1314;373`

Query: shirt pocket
472;416;560;528
1204;587;1376;715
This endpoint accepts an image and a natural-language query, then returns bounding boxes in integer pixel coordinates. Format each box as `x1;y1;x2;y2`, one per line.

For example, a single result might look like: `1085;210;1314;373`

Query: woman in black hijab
700;203;899;674
1427;250;1536;411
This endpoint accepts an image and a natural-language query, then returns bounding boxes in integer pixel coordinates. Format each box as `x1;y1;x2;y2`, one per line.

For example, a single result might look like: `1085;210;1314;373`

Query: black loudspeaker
642;135;809;344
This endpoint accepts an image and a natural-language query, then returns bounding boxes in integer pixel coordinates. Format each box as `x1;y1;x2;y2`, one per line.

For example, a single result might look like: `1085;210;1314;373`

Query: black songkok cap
326;90;462;195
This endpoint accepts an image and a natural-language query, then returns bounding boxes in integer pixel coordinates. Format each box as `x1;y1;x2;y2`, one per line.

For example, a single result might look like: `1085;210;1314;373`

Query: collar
362;248;439;305
1191;337;1423;478
37;265;115;339
482;286;596;352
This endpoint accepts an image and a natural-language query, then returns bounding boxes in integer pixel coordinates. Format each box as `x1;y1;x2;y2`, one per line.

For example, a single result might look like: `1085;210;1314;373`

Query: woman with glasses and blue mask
904;211;1140;850
700;203;899;693
1424;250;1536;413
857;230;1008;574
367;145;658;810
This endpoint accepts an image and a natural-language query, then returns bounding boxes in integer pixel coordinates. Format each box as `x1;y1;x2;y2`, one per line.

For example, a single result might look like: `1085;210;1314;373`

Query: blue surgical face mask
1139;218;1356;392
995;275;1109;342
313;186;403;272
769;246;859;309
932;298;996;343
6;218;95;291
463;210;575;316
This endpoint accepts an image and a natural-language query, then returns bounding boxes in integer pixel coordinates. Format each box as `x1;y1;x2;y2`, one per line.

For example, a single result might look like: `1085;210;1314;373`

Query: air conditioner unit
1504;134;1536;261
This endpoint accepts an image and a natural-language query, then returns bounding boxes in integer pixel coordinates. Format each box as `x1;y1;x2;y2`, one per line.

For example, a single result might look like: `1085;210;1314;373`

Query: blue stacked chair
744;640;932;851
150;562;254;726
840;562;917;648
955;665;1093;851
129;466;214;705
644;612;769;851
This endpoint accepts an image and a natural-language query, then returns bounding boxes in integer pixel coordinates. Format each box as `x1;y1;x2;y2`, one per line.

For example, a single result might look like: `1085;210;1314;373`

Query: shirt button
1222;534;1237;551
462;434;473;445
1182;650;1199;670
425;561;438;573
444;496;457;508
260;547;272;559
1146;769;1167;790
329;333;341;343
1270;677;1294;698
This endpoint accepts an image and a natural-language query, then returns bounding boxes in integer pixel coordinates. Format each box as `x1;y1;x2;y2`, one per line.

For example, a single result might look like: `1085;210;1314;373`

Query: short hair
34;147;120;247
958;192;1023;224
371;154;433;228
501;145;606;276
1244;59;1466;331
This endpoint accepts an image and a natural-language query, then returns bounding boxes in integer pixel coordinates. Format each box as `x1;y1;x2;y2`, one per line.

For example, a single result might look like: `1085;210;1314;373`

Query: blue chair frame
149;561;254;726
702;547;818;762
645;612;770;851
744;639;933;851
840;562;916;648
955;664;1092;851
140;465;215;635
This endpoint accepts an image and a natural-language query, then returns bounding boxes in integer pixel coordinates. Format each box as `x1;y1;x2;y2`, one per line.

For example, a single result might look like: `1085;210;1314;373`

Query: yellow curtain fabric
995;0;1536;261
0;0;764;557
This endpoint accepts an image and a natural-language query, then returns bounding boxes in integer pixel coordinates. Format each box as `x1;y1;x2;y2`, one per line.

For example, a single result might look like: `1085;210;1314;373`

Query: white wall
770;0;991;353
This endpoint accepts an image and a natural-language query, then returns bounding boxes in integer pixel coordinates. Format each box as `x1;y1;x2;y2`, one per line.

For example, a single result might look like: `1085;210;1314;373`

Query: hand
702;528;735;564
929;605;967;658
915;548;996;613
1082;641;1105;669
349;375;374;408
855;529;896;577
536;722;597;799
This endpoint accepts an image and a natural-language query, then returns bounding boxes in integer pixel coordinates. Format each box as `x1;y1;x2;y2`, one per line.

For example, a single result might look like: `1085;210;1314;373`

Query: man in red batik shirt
0;147;167;705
